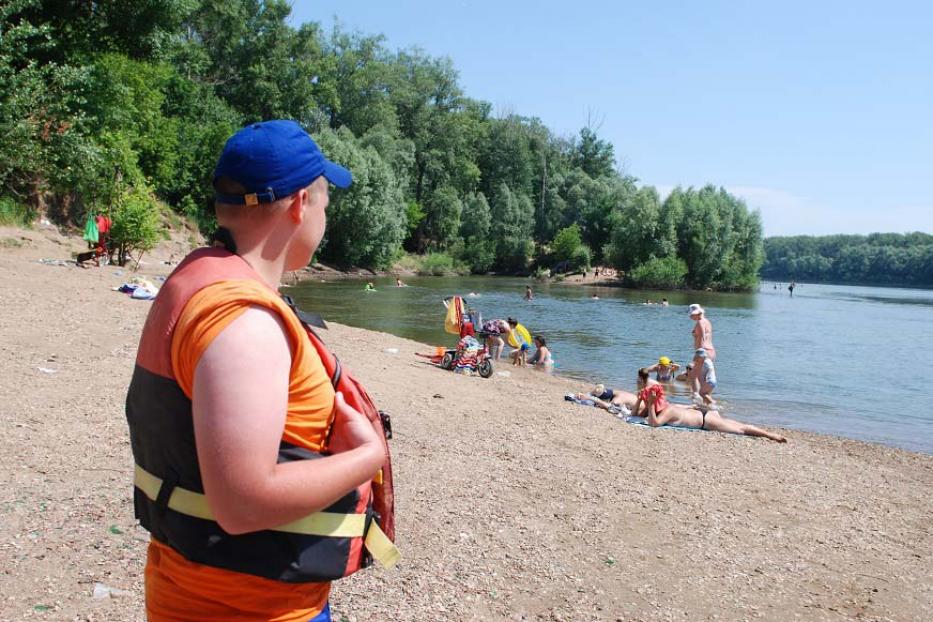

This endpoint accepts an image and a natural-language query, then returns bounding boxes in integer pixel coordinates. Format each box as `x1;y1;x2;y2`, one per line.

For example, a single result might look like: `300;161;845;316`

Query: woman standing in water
688;304;715;360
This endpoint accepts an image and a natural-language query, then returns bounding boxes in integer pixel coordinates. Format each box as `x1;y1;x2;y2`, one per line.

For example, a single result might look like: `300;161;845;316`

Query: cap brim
322;160;352;189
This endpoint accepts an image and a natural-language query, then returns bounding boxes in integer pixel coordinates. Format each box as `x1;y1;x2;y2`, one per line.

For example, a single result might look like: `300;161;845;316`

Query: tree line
0;0;764;289
762;233;933;287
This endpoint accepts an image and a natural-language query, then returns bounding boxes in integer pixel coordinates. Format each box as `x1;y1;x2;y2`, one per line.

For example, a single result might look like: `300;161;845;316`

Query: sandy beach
1;226;931;622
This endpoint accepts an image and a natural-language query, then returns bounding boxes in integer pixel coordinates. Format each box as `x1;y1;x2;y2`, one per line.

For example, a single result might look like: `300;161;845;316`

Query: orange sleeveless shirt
145;280;334;622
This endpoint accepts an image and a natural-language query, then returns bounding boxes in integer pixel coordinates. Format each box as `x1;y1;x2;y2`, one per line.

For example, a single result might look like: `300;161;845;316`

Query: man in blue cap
126;121;392;621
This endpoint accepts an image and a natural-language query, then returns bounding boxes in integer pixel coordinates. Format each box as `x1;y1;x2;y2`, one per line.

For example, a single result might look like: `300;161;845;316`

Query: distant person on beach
524;285;534;301
482;319;510;360
527;335;554;371
645;356;680;382
636;370;786;442
688;303;715;360
788;281;796;296
691;348;717;406
595;267;600;278
123;121;394;622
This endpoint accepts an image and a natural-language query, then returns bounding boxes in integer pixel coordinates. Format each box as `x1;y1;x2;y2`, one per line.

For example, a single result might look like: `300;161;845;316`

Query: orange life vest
125;247;397;582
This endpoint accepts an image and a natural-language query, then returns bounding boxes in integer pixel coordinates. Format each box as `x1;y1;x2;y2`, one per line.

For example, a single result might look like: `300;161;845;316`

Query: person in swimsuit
644;356;680;383
688;303;715;360
507;318;531;366
481;319;509;360
639;379;786;443
573;386;638;414
527;335;554;371
692;348;717;406
634;369;784;440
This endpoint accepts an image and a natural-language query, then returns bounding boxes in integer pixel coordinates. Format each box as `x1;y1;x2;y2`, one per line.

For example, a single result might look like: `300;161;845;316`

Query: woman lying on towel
634;368;786;443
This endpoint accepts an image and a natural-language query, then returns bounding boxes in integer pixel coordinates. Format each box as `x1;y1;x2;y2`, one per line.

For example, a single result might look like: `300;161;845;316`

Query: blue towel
623;415;700;432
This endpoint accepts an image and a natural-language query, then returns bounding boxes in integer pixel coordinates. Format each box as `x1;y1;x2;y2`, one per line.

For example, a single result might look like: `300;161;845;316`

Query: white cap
688;303;704;317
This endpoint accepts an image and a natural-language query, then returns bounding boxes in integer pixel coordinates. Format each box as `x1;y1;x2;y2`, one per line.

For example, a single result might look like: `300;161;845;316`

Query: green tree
110;185;162;266
422;185;462;249
456;192;495;272
626;256;688;289
315;128;406;268
573;127;615;179
606;186;666;271
489;183;534;271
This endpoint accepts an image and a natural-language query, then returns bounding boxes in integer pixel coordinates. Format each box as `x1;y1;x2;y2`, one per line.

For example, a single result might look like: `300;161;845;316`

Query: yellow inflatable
507;323;532;348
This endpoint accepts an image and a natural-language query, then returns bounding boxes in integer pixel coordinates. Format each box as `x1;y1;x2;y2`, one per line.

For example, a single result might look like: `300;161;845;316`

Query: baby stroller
439;296;494;378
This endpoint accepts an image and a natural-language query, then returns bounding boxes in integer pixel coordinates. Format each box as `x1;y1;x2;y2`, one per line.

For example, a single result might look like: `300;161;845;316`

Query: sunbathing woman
634;369;786;442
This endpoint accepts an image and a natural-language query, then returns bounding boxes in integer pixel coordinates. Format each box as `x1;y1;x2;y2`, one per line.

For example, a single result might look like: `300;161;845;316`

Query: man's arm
192;306;384;535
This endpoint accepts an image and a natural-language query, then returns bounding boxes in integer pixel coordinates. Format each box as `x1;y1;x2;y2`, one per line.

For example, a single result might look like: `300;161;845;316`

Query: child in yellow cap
645;356;680;383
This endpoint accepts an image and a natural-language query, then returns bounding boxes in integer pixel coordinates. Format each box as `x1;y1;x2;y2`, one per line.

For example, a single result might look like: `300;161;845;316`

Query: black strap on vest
281;294;328;330
154;469;179;515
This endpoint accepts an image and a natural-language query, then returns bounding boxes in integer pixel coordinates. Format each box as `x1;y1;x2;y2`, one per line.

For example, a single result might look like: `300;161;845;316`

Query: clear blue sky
291;1;932;236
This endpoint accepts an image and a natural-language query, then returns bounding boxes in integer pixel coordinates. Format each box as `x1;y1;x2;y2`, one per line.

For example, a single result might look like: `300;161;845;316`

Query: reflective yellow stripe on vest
134;464;399;568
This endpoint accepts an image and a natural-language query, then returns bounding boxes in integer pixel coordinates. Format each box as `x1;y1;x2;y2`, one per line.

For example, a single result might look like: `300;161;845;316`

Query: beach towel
622;416;700;432
445;296;464;335
83;215;99;244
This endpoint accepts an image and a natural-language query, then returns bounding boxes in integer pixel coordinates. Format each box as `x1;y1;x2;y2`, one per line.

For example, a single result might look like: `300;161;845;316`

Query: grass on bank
393;251;471;276
0;198;35;227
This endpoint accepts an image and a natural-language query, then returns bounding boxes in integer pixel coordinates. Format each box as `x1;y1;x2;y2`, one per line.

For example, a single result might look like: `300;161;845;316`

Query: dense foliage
0;0;765;288
762;233;933;287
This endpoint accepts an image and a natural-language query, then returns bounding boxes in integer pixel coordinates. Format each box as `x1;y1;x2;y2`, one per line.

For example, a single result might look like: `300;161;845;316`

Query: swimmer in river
524;285;534;301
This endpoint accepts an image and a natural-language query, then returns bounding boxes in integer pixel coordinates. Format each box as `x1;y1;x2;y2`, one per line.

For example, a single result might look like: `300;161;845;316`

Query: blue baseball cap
213;120;352;206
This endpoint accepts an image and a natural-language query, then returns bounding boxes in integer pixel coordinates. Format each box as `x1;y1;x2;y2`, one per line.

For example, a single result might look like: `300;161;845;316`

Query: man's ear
287;189;308;224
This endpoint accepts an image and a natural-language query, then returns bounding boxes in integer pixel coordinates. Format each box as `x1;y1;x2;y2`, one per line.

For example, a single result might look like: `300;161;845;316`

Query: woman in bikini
635;369;786;442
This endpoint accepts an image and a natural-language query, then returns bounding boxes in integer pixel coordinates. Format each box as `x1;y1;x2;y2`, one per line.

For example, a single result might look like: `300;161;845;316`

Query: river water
290;277;933;454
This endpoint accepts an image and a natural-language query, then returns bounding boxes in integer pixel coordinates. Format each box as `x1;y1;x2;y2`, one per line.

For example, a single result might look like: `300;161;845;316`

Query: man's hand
328;391;384;468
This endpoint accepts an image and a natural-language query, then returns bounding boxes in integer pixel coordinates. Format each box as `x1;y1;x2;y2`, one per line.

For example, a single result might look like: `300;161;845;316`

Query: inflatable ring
507;323;532;348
